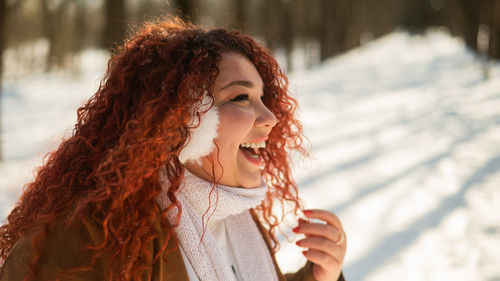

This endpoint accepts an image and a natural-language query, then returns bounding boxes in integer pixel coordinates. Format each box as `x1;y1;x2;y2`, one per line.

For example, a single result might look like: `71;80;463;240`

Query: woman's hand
293;209;346;281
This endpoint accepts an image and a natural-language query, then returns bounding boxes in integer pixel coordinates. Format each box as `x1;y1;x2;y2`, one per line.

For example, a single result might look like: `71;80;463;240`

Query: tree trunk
263;0;281;51
489;0;500;58
320;0;351;61
459;0;480;52
0;0;6;160
320;0;334;60
74;1;86;52
41;0;72;70
235;0;246;30
281;0;293;71
103;0;126;51
174;0;197;23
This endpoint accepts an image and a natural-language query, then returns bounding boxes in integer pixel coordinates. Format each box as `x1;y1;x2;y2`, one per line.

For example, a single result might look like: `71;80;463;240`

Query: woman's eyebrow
219;80;254;91
219;80;266;93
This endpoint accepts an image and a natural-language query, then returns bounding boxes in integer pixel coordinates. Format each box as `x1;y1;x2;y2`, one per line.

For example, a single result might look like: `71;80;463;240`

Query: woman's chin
237;174;264;189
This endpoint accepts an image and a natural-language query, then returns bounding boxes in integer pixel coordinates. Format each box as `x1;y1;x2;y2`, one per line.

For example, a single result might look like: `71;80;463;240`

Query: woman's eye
230;94;249;102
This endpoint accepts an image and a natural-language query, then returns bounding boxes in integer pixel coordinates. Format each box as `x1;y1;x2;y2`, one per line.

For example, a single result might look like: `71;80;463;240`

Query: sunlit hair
0;17;307;281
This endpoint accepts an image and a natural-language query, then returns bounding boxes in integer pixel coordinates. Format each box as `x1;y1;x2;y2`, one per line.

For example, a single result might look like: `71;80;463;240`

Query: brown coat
0;208;345;281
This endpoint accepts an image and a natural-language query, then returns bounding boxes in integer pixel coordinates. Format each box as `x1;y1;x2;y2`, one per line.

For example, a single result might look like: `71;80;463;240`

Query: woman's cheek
218;104;255;130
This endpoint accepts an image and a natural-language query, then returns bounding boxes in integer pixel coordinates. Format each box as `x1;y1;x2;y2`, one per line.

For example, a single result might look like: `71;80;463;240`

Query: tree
41;0;73;70
174;0;198;23
103;0;127;51
280;0;293;71
0;0;24;160
235;0;246;31
0;0;6;160
490;0;500;58
263;0;281;51
320;0;352;61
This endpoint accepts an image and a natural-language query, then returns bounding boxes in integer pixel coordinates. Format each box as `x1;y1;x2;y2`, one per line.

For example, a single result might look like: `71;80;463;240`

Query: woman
0;18;346;281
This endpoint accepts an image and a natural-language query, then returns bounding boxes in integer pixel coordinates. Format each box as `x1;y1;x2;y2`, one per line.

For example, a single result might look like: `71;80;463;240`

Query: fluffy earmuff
178;95;220;164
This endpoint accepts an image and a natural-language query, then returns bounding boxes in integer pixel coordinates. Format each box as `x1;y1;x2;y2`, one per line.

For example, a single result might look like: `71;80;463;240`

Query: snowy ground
1;31;500;281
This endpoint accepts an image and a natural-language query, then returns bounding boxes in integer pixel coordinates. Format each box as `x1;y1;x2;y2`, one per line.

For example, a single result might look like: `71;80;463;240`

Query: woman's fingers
294;209;347;281
304;209;343;231
296;236;343;257
303;248;343;281
302;249;341;268
294;220;344;245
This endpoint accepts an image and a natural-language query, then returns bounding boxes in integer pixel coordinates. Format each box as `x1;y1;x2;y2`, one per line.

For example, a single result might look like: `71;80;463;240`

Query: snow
1;30;500;281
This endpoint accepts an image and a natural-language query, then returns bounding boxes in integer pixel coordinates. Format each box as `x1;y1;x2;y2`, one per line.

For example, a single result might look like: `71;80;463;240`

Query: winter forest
1;0;500;280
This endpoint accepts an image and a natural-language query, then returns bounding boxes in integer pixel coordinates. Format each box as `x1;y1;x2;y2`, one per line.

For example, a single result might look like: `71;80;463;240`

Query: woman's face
184;52;277;188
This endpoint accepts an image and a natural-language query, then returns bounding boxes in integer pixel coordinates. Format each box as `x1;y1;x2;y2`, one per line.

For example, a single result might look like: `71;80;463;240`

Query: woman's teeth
239;141;266;149
239;141;265;159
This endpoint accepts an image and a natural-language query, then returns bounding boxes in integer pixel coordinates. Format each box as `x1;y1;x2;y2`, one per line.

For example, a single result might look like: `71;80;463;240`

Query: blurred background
2;0;500;77
1;0;500;281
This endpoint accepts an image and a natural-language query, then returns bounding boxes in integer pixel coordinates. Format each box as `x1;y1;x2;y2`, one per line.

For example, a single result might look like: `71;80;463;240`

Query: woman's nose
255;103;277;128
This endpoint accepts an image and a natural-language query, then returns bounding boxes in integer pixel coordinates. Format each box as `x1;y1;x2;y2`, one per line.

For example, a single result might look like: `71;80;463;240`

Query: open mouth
239;141;265;163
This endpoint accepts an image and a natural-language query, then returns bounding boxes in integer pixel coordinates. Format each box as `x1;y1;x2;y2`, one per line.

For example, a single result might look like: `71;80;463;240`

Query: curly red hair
0;17;307;280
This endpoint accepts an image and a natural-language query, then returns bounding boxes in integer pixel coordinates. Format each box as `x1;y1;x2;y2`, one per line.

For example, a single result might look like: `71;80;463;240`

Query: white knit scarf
156;170;279;281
